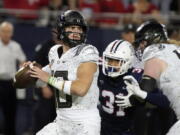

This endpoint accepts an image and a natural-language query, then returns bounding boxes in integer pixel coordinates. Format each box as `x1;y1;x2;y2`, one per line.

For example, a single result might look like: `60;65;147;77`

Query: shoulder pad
80;44;99;55
74;43;87;56
48;45;62;63
132;68;143;74
143;44;163;62
78;44;99;63
131;67;144;82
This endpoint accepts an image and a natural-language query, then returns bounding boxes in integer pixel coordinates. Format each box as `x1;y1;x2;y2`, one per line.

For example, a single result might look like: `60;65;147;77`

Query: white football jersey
143;43;180;119
48;44;100;121
132;56;144;69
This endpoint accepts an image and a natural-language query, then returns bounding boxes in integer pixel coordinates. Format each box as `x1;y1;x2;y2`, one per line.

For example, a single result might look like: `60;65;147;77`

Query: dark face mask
62;31;85;47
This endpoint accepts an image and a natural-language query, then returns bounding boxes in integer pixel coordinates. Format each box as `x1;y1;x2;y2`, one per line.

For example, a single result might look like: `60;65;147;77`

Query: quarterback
27;10;100;135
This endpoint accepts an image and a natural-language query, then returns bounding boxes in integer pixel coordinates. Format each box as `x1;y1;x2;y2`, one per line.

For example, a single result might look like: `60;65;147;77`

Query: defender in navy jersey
98;68;143;135
98;39;170;135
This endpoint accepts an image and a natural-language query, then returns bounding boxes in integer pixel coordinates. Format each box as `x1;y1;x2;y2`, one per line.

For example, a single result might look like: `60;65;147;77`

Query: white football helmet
102;39;135;77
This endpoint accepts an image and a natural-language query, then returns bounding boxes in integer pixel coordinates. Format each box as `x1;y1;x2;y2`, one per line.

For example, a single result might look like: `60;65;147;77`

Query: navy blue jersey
98;66;143;130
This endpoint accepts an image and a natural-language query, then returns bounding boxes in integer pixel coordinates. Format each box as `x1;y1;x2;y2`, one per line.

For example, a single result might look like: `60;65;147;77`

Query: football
13;62;42;88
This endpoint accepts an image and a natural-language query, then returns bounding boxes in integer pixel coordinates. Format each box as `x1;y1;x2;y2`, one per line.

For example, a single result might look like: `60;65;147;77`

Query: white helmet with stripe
102;39;135;77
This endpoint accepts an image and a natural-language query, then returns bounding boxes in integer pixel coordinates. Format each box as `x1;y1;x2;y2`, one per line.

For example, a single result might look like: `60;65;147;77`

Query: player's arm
70;62;97;96
123;58;170;108
145;90;170;108
128;88;170;108
142;57;166;92
139;59;170;108
122;78;170;108
30;62;97;97
124;58;165;95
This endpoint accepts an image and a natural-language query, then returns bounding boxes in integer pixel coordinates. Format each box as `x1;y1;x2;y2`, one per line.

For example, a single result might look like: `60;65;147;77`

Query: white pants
36;117;100;135
166;120;180;135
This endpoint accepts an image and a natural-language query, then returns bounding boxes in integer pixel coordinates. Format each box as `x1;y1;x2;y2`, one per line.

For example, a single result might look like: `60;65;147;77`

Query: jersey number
102;90;125;116
53;71;72;108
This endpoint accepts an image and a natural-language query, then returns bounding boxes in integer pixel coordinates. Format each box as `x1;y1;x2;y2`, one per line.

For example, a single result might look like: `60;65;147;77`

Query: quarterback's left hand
123;75;147;99
115;90;133;108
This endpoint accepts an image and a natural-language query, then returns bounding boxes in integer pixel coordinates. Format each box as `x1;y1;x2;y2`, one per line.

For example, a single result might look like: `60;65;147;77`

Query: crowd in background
0;0;179;27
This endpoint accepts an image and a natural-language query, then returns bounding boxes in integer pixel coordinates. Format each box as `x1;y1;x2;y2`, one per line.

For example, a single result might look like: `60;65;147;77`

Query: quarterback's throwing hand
29;66;50;83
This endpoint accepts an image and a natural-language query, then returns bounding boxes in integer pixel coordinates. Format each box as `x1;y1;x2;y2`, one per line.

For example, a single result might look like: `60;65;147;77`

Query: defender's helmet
56;10;88;47
134;20;168;49
102;40;134;77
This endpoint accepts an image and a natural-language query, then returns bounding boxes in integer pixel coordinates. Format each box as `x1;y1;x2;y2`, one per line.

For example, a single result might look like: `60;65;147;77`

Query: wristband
138;90;148;99
63;81;72;95
48;76;72;95
48;76;64;91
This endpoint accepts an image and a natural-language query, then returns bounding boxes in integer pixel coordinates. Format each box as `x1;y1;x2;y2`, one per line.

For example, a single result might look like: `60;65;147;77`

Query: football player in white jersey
123;20;180;135
26;10;100;135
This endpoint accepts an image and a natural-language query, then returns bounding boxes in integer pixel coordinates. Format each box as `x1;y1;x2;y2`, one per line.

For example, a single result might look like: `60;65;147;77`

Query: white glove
115;90;133;108
123;75;147;99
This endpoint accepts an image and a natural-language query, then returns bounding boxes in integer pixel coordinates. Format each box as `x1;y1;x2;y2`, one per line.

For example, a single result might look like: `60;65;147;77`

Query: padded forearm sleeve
140;75;157;92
